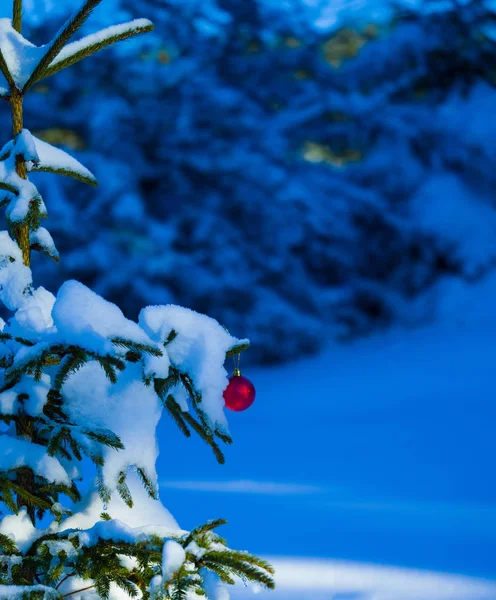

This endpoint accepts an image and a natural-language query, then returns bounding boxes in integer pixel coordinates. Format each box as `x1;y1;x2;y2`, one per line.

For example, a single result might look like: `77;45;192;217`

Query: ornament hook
223;324;242;377
232;352;241;377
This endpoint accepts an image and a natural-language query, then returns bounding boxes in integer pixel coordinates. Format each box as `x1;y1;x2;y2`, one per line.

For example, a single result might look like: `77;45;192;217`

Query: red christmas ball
223;373;256;412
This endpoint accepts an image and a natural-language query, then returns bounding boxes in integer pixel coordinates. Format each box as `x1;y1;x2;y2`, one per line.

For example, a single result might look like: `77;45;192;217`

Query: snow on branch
23;0;103;91
0;12;153;93
0;435;71;485
42;19;155;82
0;19;45;89
30;226;60;262
0;584;59;599
29;136;97;186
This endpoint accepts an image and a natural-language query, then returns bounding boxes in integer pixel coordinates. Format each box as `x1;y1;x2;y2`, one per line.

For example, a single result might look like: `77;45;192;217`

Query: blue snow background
5;0;496;593
159;325;496;582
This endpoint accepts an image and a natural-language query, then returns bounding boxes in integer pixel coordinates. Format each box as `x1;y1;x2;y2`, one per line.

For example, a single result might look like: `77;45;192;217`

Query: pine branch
0;181;18;195
96;470;111;505
201;564;235;585
0;332;35;346
117;471;133;508
84;427;123;450
68;436;82;461
96;356;118;383
62;584;95;598
13;0;23;33
219;550;275;575
53;349;88;391
43;389;67;424
0;531;18;554
181;411;225;464
46;425;70;456
39;481;81;503
30;165;98;186
39;20;155;84
164;395;191;438
0;478;18;512
215;429;233;445
112;337;162;357
225;342;250;358
164;330;178;346
154;370;180;398
179;372;202;405
23;0;104;92
202;552;275;589
10;480;52;512
136;467;158;500
30;240;60;262
25;194;46;234
183;519;227;547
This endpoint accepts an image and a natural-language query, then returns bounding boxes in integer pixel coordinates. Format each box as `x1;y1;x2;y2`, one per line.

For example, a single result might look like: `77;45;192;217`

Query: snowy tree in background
2;0;495;365
0;1;275;598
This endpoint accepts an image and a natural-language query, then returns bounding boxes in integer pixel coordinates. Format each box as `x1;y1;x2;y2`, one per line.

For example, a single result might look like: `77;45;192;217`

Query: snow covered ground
234;558;496;600
157;279;496;599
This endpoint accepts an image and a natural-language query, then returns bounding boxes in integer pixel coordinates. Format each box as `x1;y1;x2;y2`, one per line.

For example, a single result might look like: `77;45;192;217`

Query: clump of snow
0;231;32;311
203;570;230;600
0;435;70;485
0;508;37;553
0;373;50;417
52;280;157;355
71;518;143;548
144;351;171;379
162;539;186;582
29;226;59;259
60;475;180;535
62;361;162;492
140;305;248;432
15;130;39;165
0;132;46;224
30;135;96;184
185;539;207;558
0;584;59;599
12;285;55;335
0;18;46;88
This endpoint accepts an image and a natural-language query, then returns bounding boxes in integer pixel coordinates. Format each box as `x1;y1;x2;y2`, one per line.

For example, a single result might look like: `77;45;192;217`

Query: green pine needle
0;49;15;89
183;519;227;546
53;349;88;391
136;467;158;500
225;342;250;358
117;471;133;508
164;395;191;438
0;181;19;195
181;411;225;464
0;531;18;554
112;337;162;357
30;165;98;186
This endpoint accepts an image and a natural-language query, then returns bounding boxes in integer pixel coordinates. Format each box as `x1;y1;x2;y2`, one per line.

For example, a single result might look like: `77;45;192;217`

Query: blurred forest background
3;0;496;364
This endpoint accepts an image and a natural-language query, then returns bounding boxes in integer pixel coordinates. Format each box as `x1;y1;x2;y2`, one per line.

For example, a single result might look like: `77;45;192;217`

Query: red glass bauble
223;374;256;412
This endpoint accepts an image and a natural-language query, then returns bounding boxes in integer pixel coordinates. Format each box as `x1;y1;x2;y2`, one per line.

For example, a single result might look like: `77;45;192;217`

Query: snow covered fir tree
0;1;275;598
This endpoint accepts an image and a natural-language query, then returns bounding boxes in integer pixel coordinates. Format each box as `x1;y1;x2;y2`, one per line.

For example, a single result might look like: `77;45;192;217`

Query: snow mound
52;280;156;355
